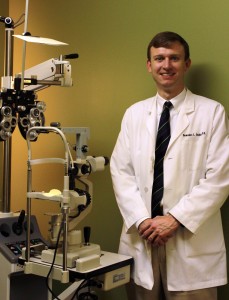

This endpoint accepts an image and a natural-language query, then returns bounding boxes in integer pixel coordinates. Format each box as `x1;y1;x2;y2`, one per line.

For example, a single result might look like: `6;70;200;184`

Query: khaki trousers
126;246;217;300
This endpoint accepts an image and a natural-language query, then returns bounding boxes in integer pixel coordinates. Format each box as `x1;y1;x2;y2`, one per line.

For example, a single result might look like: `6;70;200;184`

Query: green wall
0;0;227;299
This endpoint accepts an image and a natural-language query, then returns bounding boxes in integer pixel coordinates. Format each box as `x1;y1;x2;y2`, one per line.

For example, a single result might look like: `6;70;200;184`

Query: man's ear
147;60;152;72
185;58;191;71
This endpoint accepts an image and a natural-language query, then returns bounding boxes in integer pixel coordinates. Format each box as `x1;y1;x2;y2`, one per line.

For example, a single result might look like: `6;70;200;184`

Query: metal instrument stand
26;126;71;284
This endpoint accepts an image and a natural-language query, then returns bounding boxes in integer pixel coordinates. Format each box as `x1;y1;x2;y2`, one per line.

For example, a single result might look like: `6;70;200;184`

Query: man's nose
162;58;171;69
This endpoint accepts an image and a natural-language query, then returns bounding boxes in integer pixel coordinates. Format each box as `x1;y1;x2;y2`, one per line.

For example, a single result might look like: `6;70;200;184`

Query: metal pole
62;206;68;271
5;28;13;76
21;0;30;90
26;162;32;262
2;27;14;213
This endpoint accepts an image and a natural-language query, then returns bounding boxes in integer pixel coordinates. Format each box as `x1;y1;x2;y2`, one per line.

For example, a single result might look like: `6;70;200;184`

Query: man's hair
147;31;190;61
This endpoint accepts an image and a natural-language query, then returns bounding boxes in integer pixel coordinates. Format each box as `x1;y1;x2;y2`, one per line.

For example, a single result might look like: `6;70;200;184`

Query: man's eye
171;56;179;61
155;57;164;61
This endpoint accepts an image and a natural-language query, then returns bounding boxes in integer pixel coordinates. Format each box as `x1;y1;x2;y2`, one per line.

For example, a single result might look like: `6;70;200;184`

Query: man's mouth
160;73;175;77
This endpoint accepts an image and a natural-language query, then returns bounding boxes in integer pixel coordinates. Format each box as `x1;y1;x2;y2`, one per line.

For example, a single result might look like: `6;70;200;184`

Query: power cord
73;278;101;299
45;223;63;300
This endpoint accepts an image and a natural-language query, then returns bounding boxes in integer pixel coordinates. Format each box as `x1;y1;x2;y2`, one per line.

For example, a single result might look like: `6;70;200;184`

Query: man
110;31;228;300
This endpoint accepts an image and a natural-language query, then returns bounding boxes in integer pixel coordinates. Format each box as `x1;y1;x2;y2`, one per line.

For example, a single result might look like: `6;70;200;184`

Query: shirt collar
156;88;187;114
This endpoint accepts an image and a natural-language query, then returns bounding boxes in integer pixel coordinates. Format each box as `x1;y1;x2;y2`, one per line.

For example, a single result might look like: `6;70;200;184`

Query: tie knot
163;101;173;110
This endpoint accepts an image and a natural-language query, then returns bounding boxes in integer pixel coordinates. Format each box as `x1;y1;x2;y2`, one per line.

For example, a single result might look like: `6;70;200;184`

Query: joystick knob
84;226;91;246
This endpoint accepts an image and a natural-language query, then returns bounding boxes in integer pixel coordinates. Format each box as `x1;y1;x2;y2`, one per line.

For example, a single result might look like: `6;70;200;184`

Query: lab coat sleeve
110;108;150;233
169;103;229;233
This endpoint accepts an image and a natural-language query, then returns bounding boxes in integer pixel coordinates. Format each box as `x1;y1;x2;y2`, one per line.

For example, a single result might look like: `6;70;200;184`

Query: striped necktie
151;101;173;217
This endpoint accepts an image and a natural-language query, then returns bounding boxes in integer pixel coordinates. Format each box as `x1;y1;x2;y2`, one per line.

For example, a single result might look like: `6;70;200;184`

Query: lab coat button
144;187;148;193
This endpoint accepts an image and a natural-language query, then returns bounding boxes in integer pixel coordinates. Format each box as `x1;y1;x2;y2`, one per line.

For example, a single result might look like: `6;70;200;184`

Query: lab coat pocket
184;213;225;257
181;137;208;171
119;231;153;287
119;226;138;250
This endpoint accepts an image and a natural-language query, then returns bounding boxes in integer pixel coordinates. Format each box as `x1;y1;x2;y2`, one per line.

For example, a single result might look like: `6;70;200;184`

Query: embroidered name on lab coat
183;132;206;137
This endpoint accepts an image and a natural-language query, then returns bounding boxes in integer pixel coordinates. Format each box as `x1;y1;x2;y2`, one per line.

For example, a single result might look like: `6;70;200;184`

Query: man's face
147;42;191;96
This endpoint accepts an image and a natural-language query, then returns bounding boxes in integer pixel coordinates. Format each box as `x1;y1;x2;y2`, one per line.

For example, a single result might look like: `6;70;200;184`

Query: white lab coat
110;89;229;291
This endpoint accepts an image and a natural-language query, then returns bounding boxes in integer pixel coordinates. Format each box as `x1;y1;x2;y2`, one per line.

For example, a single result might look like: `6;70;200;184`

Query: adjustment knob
84;226;91;246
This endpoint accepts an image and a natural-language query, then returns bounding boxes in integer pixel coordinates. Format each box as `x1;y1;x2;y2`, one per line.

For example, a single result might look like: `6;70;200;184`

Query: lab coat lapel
168;90;195;149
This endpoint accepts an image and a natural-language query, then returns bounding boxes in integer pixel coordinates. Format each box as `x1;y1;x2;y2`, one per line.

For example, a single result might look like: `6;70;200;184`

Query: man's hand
138;214;180;247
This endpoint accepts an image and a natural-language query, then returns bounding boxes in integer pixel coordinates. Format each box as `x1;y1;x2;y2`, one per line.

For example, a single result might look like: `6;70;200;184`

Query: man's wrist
136;217;150;230
167;213;184;228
